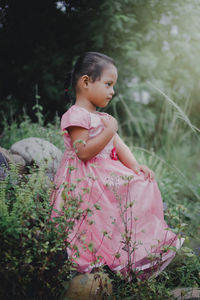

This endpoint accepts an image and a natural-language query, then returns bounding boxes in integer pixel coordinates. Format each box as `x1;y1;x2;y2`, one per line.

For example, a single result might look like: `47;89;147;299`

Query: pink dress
51;105;184;279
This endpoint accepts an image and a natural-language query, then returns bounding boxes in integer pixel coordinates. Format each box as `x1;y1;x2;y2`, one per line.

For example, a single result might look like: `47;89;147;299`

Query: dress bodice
61;105;114;160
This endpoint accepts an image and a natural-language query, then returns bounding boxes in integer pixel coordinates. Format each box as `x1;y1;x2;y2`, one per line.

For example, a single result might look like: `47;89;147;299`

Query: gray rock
0;152;9;168
62;273;112;300
0;146;26;174
11;154;26;166
0;146;11;163
11;138;62;172
0;152;9;180
170;287;200;299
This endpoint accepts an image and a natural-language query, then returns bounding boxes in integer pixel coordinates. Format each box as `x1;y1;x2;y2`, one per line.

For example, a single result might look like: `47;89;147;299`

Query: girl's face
87;64;118;108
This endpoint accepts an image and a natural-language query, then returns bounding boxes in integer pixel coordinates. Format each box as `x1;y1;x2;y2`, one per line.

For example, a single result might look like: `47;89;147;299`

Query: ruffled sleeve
61;105;91;131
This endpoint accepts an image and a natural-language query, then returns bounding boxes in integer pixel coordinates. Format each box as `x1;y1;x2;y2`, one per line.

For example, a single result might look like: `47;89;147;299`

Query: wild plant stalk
148;82;200;134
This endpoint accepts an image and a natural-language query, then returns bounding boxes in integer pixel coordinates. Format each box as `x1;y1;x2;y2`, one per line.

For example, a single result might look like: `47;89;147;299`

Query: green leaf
94;203;101;210
88;242;94;253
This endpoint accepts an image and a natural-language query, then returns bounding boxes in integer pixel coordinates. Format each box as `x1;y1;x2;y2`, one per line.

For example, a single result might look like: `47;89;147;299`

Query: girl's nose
111;88;115;95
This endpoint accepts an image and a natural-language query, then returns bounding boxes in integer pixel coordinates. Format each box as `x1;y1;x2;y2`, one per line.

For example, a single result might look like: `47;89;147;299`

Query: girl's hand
132;163;155;181
101;115;118;133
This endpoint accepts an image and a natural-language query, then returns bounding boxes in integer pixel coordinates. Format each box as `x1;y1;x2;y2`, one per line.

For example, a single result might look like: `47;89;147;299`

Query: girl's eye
106;82;112;86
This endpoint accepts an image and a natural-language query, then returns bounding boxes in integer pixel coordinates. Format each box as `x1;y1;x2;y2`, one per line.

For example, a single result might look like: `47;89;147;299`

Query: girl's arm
68;115;117;161
114;133;154;181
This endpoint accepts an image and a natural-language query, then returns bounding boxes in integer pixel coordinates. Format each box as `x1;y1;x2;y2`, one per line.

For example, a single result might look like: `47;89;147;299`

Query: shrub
0;164;72;300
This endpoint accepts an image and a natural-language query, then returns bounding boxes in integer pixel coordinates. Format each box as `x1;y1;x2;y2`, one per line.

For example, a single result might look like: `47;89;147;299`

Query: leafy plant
0;164;75;299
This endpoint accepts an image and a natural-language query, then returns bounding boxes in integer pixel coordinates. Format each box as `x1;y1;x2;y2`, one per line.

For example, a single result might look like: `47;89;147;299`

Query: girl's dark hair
64;52;115;103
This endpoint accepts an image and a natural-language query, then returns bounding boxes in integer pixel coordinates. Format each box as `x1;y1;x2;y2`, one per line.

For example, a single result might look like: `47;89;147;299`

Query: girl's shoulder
61;105;111;131
97;111;110;117
61;105;91;131
61;105;91;121
63;105;110;118
63;104;90;116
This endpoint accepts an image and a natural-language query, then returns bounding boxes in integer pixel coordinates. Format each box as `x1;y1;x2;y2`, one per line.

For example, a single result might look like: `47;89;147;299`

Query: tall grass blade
148;82;200;134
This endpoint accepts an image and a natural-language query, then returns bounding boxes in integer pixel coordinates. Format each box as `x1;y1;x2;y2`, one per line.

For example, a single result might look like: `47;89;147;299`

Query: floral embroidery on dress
110;147;118;160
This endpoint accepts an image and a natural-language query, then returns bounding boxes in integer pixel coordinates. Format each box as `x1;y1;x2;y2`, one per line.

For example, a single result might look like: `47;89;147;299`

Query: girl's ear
80;75;90;89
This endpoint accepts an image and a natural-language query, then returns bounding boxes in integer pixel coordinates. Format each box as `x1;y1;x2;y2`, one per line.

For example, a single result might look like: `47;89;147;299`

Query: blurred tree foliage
89;0;200;126
1;0;200;127
0;0;102;122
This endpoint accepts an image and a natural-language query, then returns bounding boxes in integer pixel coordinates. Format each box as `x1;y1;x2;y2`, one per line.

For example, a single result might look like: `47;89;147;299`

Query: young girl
51;52;184;279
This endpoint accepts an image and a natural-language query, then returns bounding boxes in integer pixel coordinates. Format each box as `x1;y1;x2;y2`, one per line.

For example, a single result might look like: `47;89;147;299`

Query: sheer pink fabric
50;105;184;278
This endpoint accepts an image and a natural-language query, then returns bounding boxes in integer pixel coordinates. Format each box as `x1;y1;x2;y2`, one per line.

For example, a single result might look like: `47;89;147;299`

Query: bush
0;164;72;300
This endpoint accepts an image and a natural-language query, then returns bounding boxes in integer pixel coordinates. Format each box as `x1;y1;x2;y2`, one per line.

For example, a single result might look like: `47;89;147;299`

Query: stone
0;146;26;174
0;146;10;162
63;273;112;300
10;138;62;172
170;287;200;299
0;152;9;168
10;154;26;166
0;152;9;180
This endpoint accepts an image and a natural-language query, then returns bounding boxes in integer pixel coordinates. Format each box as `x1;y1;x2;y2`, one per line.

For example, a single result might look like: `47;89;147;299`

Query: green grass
0;104;65;151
